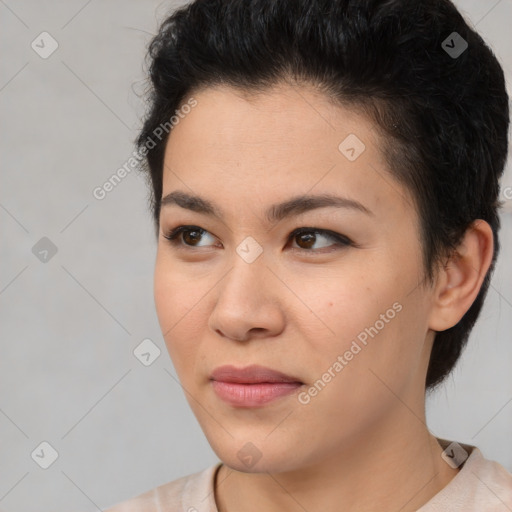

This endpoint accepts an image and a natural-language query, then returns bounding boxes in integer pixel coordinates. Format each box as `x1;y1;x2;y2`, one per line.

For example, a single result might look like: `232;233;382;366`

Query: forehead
162;83;415;224
168;82;375;155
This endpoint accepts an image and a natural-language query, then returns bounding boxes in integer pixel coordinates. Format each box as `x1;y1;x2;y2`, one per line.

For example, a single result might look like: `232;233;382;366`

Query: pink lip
210;364;302;384
210;365;303;407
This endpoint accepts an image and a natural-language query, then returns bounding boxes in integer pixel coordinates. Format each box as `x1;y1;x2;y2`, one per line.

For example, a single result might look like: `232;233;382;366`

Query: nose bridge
220;238;270;306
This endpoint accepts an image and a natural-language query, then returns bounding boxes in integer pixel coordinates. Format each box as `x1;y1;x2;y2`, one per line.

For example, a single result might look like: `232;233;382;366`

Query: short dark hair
136;0;510;390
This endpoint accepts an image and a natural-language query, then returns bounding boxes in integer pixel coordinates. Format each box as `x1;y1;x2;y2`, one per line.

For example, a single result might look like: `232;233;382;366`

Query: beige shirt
105;440;512;511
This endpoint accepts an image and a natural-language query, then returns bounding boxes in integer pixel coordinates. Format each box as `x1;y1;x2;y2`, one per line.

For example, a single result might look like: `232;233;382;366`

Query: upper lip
210;364;303;384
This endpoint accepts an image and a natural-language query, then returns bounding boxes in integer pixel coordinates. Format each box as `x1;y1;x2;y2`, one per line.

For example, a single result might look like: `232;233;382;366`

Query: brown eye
289;228;352;252
163;225;352;253
294;231;316;249
182;228;203;246
163;226;217;247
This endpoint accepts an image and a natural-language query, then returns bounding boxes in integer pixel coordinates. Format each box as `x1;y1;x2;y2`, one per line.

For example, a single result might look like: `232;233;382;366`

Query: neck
214;407;460;512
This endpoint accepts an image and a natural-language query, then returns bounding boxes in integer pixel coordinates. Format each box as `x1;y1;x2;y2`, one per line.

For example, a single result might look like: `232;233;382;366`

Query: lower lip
211;380;303;407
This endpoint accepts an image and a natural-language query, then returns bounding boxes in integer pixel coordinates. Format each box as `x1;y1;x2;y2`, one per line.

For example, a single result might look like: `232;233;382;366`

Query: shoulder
468;448;512;509
420;440;512;511
104;462;222;512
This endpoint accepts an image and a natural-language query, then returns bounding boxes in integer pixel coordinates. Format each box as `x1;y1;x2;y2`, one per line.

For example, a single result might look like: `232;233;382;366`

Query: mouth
210;364;304;407
210;364;303;384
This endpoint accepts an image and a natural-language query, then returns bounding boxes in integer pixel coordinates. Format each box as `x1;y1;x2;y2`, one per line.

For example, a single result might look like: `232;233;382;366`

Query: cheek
307;258;425;377
153;251;208;327
153;257;178;334
153;256;203;370
325;288;429;406
302;269;394;344
298;298;426;438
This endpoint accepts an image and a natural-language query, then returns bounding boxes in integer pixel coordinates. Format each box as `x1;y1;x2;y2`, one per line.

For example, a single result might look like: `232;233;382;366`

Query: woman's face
154;83;437;472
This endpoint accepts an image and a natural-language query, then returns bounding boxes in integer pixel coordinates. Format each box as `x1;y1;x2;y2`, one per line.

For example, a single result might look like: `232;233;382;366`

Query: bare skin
153;81;493;512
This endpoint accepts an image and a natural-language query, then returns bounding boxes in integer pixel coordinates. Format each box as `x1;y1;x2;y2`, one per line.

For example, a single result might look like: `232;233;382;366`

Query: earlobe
428;220;494;332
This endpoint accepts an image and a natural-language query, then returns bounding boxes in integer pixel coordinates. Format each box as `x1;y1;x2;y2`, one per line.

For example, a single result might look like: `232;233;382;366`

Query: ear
428;220;494;332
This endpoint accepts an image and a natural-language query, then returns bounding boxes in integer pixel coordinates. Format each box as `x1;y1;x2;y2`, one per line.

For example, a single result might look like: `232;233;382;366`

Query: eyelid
163;225;219;248
289;227;353;247
162;224;354;252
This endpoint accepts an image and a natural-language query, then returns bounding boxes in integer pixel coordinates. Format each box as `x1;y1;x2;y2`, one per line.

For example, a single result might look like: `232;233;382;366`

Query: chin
210;438;306;474
222;456;297;474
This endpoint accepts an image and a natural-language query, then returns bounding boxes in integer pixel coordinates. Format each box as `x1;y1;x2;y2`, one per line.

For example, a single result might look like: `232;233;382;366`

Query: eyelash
162;225;353;254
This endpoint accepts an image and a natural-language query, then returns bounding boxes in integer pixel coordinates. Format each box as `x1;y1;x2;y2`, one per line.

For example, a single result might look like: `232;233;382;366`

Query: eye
162;225;353;253
162;225;219;248
288;227;352;252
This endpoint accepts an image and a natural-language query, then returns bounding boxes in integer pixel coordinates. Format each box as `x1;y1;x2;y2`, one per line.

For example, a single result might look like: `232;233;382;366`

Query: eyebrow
160;190;374;224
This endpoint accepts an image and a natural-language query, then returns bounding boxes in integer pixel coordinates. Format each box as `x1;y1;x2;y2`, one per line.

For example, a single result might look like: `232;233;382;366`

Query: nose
208;256;286;342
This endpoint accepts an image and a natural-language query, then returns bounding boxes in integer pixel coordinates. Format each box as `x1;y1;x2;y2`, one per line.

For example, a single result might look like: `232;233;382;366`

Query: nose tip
207;257;286;343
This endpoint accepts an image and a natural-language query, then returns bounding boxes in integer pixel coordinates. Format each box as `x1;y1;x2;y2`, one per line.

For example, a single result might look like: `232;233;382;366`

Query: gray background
0;1;511;510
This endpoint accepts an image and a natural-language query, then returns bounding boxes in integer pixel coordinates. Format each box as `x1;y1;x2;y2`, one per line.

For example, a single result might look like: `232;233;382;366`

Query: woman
106;0;512;510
